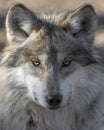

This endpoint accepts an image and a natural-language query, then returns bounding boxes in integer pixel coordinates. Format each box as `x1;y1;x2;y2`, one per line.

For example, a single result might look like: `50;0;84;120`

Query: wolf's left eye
63;59;72;67
31;58;40;67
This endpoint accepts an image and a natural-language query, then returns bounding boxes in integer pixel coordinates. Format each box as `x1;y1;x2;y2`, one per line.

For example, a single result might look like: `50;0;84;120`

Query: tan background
0;0;104;48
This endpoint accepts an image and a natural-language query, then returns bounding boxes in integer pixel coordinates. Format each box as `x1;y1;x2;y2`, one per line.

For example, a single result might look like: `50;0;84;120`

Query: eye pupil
31;58;40;67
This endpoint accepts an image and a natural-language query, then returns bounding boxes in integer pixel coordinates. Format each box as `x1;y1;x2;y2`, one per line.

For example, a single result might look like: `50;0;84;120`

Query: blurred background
0;0;104;49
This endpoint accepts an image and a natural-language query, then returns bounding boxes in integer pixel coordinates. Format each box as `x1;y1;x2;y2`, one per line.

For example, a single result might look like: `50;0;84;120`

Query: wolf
0;3;104;130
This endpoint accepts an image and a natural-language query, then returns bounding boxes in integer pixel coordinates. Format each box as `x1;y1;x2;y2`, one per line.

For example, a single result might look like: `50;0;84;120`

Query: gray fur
0;3;104;130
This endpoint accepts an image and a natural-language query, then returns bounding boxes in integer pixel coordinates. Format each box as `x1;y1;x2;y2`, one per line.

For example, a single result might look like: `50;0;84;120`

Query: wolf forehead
22;27;77;54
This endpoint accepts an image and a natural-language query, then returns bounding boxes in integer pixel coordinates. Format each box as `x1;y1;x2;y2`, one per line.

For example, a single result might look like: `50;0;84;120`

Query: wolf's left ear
63;4;97;42
6;4;40;44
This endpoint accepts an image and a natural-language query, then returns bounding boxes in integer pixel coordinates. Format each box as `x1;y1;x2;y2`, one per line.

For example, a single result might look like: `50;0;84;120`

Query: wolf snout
46;94;62;108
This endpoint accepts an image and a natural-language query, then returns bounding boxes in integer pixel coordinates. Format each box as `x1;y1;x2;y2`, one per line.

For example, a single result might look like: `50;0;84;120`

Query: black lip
48;106;60;110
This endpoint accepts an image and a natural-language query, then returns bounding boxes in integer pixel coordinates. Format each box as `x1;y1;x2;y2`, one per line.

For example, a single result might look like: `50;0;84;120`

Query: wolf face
3;4;97;110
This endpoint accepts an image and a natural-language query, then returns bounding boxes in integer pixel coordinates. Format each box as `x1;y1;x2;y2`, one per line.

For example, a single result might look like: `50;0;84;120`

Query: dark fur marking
27;112;37;130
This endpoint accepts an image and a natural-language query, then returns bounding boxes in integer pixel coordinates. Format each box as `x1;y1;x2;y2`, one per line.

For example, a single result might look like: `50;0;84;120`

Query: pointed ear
63;4;97;42
6;3;40;44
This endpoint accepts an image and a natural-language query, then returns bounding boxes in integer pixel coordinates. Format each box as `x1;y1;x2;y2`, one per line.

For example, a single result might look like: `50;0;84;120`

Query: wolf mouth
48;106;61;110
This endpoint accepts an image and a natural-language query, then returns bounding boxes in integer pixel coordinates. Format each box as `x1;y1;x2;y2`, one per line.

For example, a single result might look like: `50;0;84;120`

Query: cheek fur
25;74;48;100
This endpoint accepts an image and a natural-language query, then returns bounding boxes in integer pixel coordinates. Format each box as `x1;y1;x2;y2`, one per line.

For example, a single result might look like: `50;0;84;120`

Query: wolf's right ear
62;4;97;42
6;4;40;44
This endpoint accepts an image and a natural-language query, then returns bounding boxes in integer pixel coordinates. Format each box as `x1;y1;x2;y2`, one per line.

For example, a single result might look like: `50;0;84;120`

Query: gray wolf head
3;3;98;111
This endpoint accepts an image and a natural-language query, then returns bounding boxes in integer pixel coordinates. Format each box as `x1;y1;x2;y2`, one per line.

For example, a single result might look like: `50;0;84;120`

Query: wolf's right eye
63;59;72;67
31;58;40;67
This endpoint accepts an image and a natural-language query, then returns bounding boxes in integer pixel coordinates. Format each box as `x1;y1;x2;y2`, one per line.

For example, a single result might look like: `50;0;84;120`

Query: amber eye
63;59;72;66
31;58;40;67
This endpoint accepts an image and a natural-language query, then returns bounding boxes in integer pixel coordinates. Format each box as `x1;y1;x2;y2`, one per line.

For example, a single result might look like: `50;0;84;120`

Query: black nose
46;94;62;106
